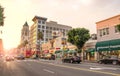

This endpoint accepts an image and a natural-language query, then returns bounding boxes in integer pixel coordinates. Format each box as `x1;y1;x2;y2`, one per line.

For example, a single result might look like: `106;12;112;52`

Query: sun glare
79;0;92;5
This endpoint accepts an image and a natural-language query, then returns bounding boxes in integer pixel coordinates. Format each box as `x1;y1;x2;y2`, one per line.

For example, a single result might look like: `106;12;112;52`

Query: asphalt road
0;58;120;76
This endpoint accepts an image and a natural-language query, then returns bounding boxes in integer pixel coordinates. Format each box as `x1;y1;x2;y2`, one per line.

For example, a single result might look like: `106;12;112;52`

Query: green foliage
67;28;90;50
0;5;4;26
116;24;120;32
38;31;43;40
17;40;28;48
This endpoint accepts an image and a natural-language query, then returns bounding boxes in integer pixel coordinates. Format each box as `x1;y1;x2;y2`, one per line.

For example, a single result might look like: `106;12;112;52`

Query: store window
99;29;102;37
106;28;109;35
115;26;119;33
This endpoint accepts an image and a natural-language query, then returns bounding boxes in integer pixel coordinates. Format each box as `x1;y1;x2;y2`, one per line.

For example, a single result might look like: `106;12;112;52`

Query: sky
0;0;120;49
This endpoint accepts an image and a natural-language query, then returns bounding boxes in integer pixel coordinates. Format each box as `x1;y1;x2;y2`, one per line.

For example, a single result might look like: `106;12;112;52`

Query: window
99;27;109;37
103;28;106;35
42;21;45;24
38;25;41;28
38;29;40;32
38;20;41;23
25;30;28;36
115;26;119;33
42;30;44;33
106;28;109;35
57;28;59;30
50;27;52;30
46;26;49;29
42;26;45;29
46;38;48;41
53;27;56;30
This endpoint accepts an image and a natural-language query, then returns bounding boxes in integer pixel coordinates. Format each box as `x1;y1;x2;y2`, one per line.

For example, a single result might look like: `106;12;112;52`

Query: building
30;16;72;52
29;16;47;52
96;14;120;60
0;39;3;55
84;34;97;61
21;22;29;44
41;35;77;54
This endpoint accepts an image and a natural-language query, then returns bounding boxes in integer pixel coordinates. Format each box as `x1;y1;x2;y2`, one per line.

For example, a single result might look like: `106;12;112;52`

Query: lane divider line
38;61;120;76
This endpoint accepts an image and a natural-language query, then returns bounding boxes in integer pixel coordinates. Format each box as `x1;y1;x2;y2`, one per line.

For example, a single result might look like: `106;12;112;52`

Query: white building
30;16;72;51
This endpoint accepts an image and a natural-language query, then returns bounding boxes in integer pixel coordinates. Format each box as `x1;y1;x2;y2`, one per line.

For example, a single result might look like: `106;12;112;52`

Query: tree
38;31;43;40
117;24;120;32
67;28;90;52
37;31;43;50
23;40;28;47
17;40;28;49
0;5;5;26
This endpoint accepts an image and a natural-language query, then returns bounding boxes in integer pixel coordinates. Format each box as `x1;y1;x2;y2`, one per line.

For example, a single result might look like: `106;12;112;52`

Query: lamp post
61;38;66;58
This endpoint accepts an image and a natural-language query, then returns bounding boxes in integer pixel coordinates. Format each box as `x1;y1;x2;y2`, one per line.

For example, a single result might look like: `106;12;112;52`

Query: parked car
44;54;55;60
5;56;14;61
62;56;81;64
16;55;25;60
98;56;120;65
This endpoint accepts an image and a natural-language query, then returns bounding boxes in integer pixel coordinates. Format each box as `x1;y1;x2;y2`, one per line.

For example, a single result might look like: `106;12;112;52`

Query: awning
96;39;120;51
110;39;120;51
86;48;95;52
55;49;69;54
68;50;77;54
55;50;62;54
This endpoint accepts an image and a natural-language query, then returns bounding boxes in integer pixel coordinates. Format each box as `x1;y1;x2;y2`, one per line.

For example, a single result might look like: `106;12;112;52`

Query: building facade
29;16;47;51
41;35;77;54
96;14;120;59
84;34;97;61
30;16;72;52
21;22;29;44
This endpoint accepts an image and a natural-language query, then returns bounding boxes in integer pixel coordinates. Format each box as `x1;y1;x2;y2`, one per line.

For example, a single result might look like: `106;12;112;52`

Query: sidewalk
83;60;98;63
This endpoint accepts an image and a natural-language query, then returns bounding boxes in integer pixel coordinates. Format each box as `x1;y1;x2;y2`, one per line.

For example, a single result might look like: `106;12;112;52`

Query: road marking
90;67;102;70
43;69;55;74
38;61;120;76
90;67;120;70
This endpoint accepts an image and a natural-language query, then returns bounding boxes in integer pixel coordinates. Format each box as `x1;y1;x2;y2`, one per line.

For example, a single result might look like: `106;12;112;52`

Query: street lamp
61;38;67;57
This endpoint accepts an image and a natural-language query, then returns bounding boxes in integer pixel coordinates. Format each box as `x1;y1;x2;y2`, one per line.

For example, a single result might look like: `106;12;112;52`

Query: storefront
96;39;120;59
86;48;95;61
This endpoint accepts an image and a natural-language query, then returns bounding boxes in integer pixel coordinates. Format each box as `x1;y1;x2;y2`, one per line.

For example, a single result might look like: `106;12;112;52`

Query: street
0;58;120;76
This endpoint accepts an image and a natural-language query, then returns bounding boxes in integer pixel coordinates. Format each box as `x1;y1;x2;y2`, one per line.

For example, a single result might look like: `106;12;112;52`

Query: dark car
16;55;25;60
98;56;120;65
62;56;81;64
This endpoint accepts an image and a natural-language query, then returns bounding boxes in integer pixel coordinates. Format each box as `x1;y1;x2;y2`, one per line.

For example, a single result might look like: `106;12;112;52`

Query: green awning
110;39;120;51
68;50;77;54
96;39;120;51
96;40;110;51
55;50;62;54
55;49;69;54
86;48;95;52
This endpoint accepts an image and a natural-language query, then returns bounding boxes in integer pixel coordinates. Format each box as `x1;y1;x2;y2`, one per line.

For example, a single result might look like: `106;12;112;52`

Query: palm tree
38;31;43;40
0;5;4;26
37;31;43;50
36;31;43;57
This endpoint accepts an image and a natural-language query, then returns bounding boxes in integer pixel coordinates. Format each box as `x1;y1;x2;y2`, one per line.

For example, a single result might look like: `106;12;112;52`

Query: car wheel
77;61;80;64
112;61;117;65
